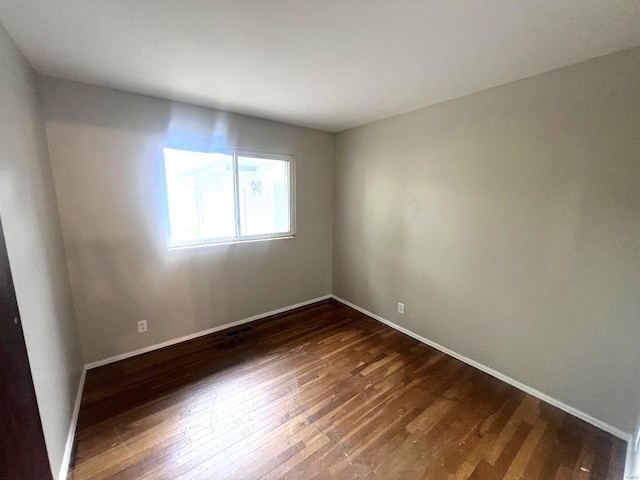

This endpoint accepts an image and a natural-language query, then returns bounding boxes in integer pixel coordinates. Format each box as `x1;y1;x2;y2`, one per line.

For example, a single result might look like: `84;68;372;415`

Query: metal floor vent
226;325;254;337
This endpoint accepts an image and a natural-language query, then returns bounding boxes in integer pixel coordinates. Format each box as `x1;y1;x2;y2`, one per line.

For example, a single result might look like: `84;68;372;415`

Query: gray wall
38;77;334;364
333;47;640;435
0;23;83;479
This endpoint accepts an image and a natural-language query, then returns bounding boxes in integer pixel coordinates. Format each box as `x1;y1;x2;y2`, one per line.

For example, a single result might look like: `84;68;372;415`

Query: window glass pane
238;156;290;236
164;148;236;244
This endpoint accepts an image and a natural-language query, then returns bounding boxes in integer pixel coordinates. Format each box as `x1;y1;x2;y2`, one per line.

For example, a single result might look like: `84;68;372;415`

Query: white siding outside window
162;147;294;248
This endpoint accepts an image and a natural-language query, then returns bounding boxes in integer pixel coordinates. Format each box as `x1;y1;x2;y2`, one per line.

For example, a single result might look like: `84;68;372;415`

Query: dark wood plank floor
71;300;626;479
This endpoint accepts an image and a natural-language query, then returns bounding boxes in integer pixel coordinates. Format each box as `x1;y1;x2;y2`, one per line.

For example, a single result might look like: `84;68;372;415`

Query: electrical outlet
398;303;404;314
137;319;148;333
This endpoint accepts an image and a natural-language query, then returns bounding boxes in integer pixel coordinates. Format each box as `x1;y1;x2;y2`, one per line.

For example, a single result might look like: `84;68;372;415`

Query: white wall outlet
398;303;405;314
137;319;148;333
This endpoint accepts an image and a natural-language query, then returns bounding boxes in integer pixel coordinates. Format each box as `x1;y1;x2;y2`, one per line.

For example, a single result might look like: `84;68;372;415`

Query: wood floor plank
70;300;626;479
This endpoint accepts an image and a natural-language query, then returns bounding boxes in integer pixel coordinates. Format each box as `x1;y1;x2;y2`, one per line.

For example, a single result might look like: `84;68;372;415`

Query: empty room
1;1;639;479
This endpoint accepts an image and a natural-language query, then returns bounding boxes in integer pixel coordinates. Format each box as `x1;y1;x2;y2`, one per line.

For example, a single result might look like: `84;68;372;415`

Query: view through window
163;147;293;247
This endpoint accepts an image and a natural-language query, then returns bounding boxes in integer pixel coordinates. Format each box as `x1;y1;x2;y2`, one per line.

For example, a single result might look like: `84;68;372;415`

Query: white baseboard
84;295;332;370
58;367;86;480
331;295;632;442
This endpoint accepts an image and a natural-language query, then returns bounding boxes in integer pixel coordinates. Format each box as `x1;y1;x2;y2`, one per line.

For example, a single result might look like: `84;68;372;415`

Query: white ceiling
1;1;639;132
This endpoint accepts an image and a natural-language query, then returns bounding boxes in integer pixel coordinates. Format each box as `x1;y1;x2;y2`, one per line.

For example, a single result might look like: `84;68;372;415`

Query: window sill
167;235;296;251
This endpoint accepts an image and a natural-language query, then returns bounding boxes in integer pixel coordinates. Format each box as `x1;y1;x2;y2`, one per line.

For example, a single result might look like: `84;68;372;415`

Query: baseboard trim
84;295;332;370
58;367;86;480
331;295;632;442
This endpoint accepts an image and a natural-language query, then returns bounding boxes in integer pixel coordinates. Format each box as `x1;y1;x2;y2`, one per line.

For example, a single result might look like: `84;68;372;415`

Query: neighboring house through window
162;146;294;248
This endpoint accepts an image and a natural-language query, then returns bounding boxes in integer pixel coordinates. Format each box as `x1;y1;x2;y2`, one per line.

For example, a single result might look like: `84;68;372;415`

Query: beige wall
38;77;334;364
333;47;640;434
0;23;83;479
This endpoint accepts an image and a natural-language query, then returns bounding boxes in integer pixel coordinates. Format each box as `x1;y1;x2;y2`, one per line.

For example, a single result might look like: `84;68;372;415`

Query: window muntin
163;147;294;248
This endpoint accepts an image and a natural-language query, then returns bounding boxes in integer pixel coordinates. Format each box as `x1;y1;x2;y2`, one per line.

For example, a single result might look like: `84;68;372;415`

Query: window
162;146;294;248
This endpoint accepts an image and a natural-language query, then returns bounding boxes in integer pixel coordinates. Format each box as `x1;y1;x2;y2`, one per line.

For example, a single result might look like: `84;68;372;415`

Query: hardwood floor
71;300;626;479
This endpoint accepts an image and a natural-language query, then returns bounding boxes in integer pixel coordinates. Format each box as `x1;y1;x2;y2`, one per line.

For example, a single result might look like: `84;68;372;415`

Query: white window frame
161;144;296;249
